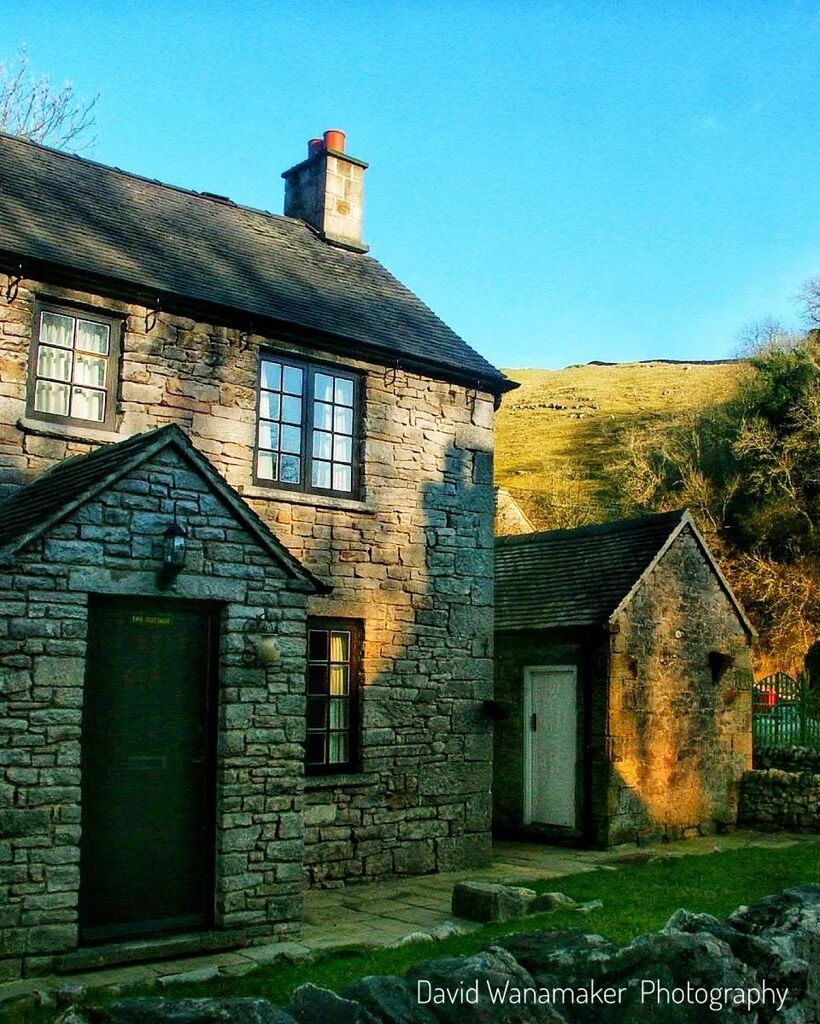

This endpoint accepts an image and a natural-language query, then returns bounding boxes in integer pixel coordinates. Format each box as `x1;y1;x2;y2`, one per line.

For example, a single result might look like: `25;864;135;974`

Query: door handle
531;713;537;732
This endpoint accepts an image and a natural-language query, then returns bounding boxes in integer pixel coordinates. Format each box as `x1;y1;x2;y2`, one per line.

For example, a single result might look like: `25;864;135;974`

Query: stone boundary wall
739;768;820;831
754;745;820;772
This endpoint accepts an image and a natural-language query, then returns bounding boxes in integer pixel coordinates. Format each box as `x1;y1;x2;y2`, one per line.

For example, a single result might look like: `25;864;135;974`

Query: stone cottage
493;509;755;847
0;128;516;978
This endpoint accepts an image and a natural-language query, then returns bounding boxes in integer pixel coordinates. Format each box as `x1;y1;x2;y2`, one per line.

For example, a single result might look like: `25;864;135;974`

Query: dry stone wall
607;526;754;844
739;768;820;831
0;273;496;890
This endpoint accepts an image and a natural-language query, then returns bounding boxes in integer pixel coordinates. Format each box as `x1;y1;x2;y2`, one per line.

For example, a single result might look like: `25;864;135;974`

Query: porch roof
0;424;329;593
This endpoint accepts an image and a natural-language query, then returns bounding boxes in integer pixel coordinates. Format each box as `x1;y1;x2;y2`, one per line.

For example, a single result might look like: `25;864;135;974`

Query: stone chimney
282;129;369;252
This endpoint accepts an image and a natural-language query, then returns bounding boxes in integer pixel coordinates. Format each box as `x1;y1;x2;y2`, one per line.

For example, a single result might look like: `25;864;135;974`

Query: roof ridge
0;130;510;389
0;129;314;230
495;508;687;546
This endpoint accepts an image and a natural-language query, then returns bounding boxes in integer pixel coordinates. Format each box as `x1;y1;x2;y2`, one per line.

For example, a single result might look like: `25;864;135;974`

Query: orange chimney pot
323;129;346;153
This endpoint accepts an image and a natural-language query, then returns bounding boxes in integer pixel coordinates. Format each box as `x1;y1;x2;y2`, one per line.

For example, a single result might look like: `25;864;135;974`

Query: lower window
306;618;362;774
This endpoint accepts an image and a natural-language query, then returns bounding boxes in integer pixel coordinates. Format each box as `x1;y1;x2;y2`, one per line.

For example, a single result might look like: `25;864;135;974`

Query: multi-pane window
29;307;117;426
306;619;361;774
256;354;358;496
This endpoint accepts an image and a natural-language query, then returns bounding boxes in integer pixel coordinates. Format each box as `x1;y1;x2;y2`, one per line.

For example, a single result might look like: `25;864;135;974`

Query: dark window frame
26;301;122;431
305;617;363;776
254;349;362;499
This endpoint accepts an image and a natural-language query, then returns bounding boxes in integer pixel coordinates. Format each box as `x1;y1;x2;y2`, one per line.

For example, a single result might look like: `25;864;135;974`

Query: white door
524;666;578;828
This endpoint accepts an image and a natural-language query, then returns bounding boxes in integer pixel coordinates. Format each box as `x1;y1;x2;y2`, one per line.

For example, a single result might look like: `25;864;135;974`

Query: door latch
530;713;537;732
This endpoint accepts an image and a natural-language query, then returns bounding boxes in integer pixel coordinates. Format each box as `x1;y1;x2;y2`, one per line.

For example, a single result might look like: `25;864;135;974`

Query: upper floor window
28;305;119;428
255;353;360;497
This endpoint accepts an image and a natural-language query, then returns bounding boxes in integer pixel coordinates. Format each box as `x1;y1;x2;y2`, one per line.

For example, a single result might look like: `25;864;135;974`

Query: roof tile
495;510;687;631
0;133;512;391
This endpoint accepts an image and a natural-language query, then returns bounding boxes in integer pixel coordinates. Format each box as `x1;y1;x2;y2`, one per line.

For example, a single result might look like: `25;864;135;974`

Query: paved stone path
0;830;808;1007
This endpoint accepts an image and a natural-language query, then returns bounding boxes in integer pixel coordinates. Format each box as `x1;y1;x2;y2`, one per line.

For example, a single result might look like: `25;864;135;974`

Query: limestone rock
571;931;760;1024
406;946;564;1024
54;1011;91;1024
572;900;603;915
394;931;434;947
100;998;295;1023
527;892;575;912
498;929;616;977
287;983;380;1024
342;975;439;1024
664;908;808;1000
451;882;535;923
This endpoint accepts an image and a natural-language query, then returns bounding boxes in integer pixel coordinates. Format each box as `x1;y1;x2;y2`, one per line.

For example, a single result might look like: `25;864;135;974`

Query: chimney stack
282;130;369;252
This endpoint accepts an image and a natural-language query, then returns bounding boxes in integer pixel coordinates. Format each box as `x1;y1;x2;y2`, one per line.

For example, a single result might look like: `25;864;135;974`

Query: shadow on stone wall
301;439;496;882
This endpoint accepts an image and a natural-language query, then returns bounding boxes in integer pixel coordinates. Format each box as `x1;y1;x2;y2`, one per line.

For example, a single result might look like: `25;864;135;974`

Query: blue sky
6;1;820;368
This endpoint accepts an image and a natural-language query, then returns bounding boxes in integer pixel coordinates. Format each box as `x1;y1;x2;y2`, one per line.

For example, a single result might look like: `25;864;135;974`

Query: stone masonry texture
0;273;496;977
606;526;753;845
0;446;310;979
739;768;820;831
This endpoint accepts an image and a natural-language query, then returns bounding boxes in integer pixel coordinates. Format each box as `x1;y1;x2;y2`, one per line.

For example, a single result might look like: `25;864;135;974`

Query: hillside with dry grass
496;360;748;531
495;357;820;675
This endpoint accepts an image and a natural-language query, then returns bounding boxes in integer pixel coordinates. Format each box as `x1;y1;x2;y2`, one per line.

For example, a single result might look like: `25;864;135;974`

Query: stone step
55;932;249;974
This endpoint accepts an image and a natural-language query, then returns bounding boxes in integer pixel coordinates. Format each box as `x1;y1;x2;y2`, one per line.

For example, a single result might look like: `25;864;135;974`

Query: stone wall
754;745;820;772
0;273;496;888
0;447;310;979
492;629;609;838
739;768;820;830
607;526;754;845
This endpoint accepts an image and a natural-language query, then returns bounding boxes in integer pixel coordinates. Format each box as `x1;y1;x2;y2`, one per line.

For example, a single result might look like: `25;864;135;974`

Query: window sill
18;416;123;446
304;773;377;791
237;484;376;515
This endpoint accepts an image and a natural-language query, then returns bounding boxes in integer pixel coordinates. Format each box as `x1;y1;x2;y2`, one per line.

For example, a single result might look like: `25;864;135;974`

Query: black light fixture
162;522;187;573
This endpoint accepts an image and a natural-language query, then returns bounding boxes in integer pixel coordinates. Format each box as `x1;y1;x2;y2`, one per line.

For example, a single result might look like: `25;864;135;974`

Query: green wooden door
80;597;217;942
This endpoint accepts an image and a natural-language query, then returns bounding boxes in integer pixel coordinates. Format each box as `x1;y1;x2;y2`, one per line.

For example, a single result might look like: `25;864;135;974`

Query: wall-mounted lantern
159;523;187;587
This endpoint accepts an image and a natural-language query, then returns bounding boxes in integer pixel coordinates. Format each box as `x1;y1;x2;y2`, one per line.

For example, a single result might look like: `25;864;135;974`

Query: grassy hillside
496;360;748;530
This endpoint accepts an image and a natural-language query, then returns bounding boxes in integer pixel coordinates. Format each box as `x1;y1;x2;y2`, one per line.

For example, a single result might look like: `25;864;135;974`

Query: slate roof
0;424;329;592
495;509;748;632
0;132;514;393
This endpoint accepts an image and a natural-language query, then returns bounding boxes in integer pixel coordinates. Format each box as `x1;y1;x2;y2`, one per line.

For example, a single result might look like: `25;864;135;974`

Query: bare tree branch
0;48;98;152
800;276;820;326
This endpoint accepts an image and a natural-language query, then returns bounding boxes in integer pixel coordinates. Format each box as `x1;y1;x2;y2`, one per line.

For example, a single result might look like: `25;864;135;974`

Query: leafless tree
800;276;820;326
0;49;98;151
735;317;801;357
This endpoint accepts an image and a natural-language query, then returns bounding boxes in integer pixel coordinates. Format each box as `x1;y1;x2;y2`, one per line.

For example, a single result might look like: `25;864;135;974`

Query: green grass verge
39;839;820;1019
3;840;818;1023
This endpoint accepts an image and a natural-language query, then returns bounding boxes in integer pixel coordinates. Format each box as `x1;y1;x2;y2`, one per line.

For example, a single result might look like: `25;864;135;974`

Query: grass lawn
19;838;811;1022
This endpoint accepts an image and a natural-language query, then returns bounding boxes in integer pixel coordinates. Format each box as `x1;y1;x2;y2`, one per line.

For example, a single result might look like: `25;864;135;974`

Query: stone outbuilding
493;509;756;846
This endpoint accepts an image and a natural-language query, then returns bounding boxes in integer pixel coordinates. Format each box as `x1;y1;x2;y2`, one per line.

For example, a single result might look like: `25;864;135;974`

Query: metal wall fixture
242;614;281;666
158;522;187;588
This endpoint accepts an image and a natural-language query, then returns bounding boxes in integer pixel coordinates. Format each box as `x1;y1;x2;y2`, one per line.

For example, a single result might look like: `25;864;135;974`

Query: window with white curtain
29;305;119;427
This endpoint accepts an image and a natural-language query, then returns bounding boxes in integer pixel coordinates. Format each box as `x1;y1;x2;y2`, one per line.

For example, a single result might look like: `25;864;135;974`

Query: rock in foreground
58;886;819;1024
